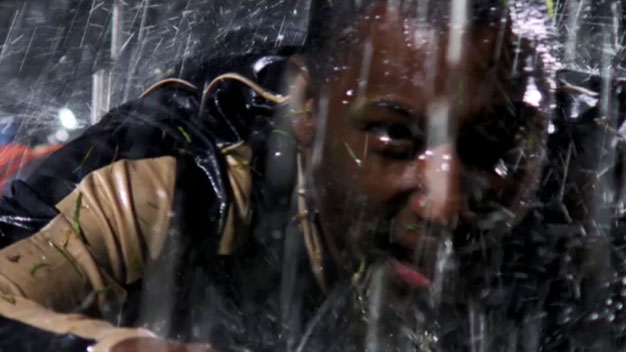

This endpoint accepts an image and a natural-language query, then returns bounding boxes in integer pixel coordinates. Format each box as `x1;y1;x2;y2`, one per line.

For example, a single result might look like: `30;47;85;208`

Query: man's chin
350;261;451;352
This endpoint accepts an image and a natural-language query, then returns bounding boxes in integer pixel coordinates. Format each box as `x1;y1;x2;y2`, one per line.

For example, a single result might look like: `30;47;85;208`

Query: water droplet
494;159;509;177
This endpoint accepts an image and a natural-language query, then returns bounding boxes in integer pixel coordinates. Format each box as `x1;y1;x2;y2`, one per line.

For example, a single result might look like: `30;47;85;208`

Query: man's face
303;5;548;290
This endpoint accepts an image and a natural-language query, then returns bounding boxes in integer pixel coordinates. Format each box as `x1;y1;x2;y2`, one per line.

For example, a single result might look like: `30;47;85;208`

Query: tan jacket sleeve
0;156;177;351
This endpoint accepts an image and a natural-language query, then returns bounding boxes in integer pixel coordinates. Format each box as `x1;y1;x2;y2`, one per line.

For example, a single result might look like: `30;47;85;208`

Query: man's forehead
354;4;514;69
335;4;527;115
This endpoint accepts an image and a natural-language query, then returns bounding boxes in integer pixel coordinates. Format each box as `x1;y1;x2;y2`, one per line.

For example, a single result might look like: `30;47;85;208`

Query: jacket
0;53;324;352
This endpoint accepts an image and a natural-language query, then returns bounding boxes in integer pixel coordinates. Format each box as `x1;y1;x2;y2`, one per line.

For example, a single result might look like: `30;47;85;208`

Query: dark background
0;0;622;145
0;0;309;145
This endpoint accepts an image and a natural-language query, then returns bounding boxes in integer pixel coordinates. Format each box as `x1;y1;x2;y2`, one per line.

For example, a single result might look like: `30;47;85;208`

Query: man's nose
410;144;465;226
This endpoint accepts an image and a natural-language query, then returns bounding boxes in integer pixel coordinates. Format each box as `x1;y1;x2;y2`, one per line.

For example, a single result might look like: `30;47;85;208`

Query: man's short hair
303;0;555;89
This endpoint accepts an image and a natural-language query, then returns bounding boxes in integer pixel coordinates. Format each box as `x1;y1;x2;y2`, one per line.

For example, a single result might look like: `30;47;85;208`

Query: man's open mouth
387;257;432;289
372;231;440;290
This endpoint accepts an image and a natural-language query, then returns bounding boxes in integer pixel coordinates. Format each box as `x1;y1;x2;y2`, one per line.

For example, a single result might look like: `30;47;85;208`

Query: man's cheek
355;164;409;203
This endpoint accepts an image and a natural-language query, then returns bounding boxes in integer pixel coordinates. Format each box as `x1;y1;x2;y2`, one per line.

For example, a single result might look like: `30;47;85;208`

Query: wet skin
295;5;549;289
111;5;552;352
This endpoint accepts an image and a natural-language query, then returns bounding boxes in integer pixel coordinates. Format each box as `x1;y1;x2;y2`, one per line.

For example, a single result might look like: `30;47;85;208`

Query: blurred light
524;88;543;107
55;129;69;142
548;123;556;134
58;107;78;130
523;77;543;108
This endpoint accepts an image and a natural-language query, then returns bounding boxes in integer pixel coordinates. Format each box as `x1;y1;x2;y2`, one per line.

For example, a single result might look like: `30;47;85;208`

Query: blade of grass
72;193;83;236
177;125;192;143
29;261;50;277
49;240;85;282
545;0;555;18
73;146;94;173
0;293;15;305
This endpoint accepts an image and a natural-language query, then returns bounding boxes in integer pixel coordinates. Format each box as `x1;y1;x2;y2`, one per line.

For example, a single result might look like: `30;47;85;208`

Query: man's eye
366;123;423;158
372;123;413;141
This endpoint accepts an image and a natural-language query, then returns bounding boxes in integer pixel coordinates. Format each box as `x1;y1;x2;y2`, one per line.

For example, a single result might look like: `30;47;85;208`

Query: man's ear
287;55;316;147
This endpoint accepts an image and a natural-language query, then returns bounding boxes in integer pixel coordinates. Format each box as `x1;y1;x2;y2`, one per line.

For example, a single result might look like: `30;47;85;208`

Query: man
0;1;621;351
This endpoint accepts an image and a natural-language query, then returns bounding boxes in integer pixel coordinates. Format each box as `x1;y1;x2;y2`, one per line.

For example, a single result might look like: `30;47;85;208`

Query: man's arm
0;70;264;350
0;156;176;351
